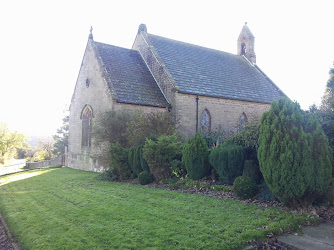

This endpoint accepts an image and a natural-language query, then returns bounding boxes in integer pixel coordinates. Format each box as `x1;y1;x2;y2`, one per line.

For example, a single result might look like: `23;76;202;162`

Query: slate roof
94;42;169;108
147;34;286;104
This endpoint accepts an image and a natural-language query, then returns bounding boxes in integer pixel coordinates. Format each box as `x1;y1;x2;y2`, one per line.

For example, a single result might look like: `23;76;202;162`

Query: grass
0;167;316;249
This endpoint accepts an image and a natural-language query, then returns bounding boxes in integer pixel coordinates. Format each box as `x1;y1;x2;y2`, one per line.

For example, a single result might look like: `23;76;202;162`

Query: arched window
239;112;248;130
200;109;211;133
81;105;93;148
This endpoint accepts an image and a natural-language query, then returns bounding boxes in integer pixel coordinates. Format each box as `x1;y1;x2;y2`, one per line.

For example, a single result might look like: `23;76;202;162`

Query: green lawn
0;167;314;249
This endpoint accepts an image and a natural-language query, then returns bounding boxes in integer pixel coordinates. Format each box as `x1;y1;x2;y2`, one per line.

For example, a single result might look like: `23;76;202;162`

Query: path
277;221;334;250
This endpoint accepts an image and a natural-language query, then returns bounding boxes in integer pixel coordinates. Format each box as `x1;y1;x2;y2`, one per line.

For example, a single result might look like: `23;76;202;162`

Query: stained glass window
200;109;211;133
82;106;93;148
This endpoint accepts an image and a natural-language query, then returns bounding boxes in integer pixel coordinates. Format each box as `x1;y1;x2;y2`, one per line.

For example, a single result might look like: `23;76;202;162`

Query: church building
68;23;286;172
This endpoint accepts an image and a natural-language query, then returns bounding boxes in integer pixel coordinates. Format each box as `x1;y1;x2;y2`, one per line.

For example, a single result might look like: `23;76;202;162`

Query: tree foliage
127;111;176;146
142;134;183;182
94;110;175;149
109;142;132;180
53;115;69;155
93;110;132;148
258;98;332;207
0;123;26;164
209;144;245;184
319;67;334;174
182;132;210;180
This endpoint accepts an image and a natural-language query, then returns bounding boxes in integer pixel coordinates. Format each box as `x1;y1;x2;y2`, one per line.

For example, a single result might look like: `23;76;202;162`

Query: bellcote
237;22;256;64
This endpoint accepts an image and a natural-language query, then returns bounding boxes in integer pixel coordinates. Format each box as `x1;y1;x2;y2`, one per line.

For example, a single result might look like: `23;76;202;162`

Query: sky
0;0;333;137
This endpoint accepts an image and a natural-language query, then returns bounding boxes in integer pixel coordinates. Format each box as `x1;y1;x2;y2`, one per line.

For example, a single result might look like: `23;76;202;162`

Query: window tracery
81;106;93;148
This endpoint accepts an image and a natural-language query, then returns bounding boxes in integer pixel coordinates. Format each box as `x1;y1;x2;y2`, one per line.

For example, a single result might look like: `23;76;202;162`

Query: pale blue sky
0;0;333;136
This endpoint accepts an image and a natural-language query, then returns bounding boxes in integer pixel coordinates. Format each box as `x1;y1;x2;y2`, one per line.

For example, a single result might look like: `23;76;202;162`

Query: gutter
196;95;199;131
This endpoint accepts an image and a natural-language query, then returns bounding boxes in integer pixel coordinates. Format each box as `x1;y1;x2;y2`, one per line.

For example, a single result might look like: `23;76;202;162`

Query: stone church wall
68;40;114;172
175;92;270;138
68;40;168;172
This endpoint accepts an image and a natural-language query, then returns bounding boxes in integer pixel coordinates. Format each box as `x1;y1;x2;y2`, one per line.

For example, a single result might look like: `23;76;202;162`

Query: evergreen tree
53;115;69;155
319;66;334;174
182;132;210;180
258;98;332;207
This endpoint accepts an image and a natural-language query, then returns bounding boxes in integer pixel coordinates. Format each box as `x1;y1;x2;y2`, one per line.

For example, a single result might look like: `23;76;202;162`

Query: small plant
209;144;245;184
182;132;210;180
97;168;116;182
233;176;258;200
138;171;154;185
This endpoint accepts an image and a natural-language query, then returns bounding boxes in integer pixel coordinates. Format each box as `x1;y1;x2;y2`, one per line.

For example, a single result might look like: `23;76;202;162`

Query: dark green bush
142;134;183;182
209;144;245;184
138;145;150;172
182;132;210;180
128;146;143;177
109;142;132;180
258;98;333;208
138;171;154;185
233;176;258;200
243;160;262;184
257;182;279;203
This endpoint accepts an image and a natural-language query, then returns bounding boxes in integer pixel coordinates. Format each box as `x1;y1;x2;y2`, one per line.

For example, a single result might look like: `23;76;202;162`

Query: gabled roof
93;41;169;108
147;34;286;104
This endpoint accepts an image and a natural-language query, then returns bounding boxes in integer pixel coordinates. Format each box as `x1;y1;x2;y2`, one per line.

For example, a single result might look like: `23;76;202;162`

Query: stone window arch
81;105;93;148
239;112;248;130
200;109;211;133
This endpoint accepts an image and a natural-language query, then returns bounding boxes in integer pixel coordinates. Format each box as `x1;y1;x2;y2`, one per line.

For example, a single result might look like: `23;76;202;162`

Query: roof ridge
148;33;238;58
94;41;137;52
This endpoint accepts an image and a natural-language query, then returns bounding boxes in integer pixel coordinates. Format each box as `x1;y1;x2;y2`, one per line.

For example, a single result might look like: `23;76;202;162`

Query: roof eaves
254;64;289;99
116;100;169;108
177;90;272;104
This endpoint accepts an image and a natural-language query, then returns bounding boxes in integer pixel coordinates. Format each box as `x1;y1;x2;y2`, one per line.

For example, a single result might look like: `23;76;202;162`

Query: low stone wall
25;156;63;169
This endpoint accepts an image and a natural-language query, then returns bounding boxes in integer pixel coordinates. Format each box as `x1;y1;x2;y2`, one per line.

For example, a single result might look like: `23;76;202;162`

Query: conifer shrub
243;160;262;184
142;134;183;182
233;176;258;199
138;171;154;185
209;144;245;184
258;98;333;208
182;132;210;180
128;146;143;177
138;145;150;172
109;142;132;180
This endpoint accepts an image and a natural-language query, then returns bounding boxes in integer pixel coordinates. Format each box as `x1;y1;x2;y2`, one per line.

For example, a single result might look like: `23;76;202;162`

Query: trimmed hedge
233;176;258;200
